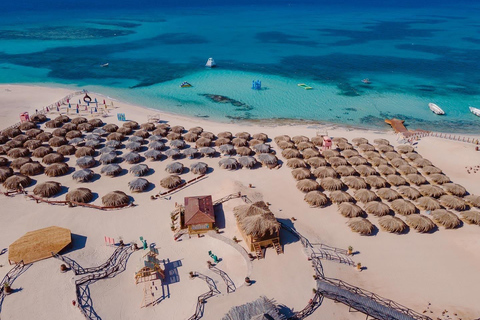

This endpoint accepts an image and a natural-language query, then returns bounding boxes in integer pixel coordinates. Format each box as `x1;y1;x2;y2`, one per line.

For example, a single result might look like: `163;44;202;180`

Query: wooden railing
25;194;134;211
188;272;220;320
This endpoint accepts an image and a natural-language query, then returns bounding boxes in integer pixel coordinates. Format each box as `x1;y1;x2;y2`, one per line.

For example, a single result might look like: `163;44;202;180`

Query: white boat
469;106;480;117
100;63;109;68
205;57;216;68
428;103;445;115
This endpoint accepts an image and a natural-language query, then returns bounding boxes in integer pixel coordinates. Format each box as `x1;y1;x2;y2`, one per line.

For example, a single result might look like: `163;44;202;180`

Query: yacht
428;103;445;115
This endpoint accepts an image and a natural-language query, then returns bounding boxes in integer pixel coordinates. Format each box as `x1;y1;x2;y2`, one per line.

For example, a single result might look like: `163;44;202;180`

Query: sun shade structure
85;133;100;141
0;167;13;182
342;176;367;189
148;141;165;151
347;156;368;166
354;165;377;176
218;131;233;139
33;181;61;198
404;152;422;161
76;156;96;168
199;147;215;157
182;147;198;158
277;140;294;149
19;121;37;131
45;163;69;177
302;148;320;159
237;156;256;169
148;135;163;142
184;132;199;142
128;178;149;192
57;145;76;156
347;218;374;235
31;113;47;123
354;189;378;203
145;149;163;160
92;128;106;136
377;145;395;153
422;165;442;175
45;120;62;129
406;215;435;233
332;137;347;144
102;191;130;207
248;139;262;147
297;141;314;151
406;174;427;185
123;152;141;164
286;158;307;169
219;143;235;155
66;187;93;203
20;162;44;176
52;128;67;137
77;123;94;132
442;183;467;197
464;195;480;208
75;146;95;158
310;136;324;146
200;131;215;140
67;137;84;146
118;127;132;135
232;137;247;147
417;196;442;211
190;162;208;174
418;185;445;198
99;146;115;154
72;169;94;182
170;139;186;149
107;132;124;141
32;146;53;158
3;174;31;190
8;226;72;264
188;126;204;134
358;144;375;152
10;157;32;169
352;137;368;146
126;142;141;151
236;146;252;156
329;190;354;204
390;158;408;168
101;164;122;177
140;122;156;131
429;173;450;184
398;186;421;200
397;165;417;175
327;157;348;167
336;142;354;150
130;164;149;176
7;140;23;148
364;175;387;188
214;137;231;146
431;209;461;229
104;123;119;133
26;129;43;138
166;162;184;173
252;143;270;154
341;149;359;158
152;128;167;137
306;157;327;168
440;195;467;210
219;157;239;170
170;125;184;134
8;147;30;158
160;175;182;189
461;211;480;225
257;154;278;168
292;168;311;180
313;167;337;179
296;179;319;192
376;165;396;176
322;149;340;158
304;191;329;207
134;130;149;139
335;165;357;177
196;137;212;147
373;138;390;145
123;120;139;129
413;158;433;168
376;188;401;201
42;153;64;165
378;216;407;233
338;202;364;218
365;201;391;216
391;199;417;215
320;177;344;191
282;148;302;159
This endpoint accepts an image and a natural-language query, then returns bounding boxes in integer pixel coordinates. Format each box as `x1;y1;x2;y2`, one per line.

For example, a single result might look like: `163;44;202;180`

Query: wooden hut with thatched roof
33;181;62;198
233;201;281;256
405;215;435;233
183;195;215;234
347;218;374;235
378;216;407;234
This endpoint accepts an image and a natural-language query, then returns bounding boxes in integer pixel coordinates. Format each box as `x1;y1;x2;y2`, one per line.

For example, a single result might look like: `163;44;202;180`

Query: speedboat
180;81;192;88
428;103;445;115
100;63;109;68
362;78;371;84
469;106;480;117
205;57;216;68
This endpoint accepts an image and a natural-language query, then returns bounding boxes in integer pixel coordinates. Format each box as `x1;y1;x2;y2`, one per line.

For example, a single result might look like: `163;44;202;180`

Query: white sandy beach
0;84;479;320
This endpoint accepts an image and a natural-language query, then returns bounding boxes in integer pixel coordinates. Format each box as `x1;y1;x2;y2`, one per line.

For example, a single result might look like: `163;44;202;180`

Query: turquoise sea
1;1;480;133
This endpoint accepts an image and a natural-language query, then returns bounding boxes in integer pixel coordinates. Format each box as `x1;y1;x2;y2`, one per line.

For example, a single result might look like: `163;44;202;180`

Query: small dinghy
428;103;445;115
469;106;480;117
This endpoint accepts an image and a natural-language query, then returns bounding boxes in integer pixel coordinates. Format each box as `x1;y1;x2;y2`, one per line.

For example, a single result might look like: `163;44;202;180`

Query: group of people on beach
465;166;479;174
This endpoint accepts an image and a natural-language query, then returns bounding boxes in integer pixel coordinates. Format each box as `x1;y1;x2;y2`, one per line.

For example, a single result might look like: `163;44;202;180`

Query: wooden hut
184;195;215;235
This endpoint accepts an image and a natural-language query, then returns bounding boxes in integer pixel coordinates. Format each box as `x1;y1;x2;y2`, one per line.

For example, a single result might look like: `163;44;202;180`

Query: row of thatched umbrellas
275;134;480;234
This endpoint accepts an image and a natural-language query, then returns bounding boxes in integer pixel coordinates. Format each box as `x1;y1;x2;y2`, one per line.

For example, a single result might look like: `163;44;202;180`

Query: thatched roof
118;126;132;135
45;163;69;177
72;117;88;125
236;147;252;156
248;139;262;147
329;190;354;204
0;167;13;182
464;195;480;208
286;158;307;168
160;175;182;189
42;153;65;165
184;132;199;142
291;135;309;144
428;173;450;184
377;145;395;153
145;149;163;160
52;128;67;137
355;165;377;176
277;140;295;149
306;156;327;168
24;139;42;151
30;113;47;123
196;137;212;147
398;186;421;200
252;133;268;141
416;196;442;211
8;147;30;158
364;175;387;189
169;125;184;134
370;157;389;167
431;209;461;229
442;183;466;196
418;185;445;198
128;178;149;192
148;141;165;151
232;137;247;147
133;130;149;139
335;165;356;177
67;137;84;146
148;135;163;142
376;188;401;201
220;144;235;155
365;201;391;216
92;128;106;136
352;137;368;146
405;173;427;185
20;161;44;176
190;162;208;174
101;164;122;177
341;149;359;158
347;218;374;235
76;156;96;169
166;162;184;174
10;157;32;169
77;123;94;132
85;133;100;141
404;152;422;161
7;139;23;148
107;132;124;141
291;168;311;180
405;214;435;233
385;175;406;187
19;121;37;131
200;131;216;140
104;123;119;133
0;156;9;166
440;195;467;210
354;189;378;203
170;139;186;149
25;128;43;138
139;122;156;131
391;199;416;215
310;135;324;146
218;131;233;139
219;157;239;170
234;201;280;238
252;143;270;154
237;156;256;169
390;158;408;168
396;145;414;154
123;152;141;164
422;165;442;175
75;146;95;158
102;191;130;206
45;120;62;128
320;177;345;191
327;156;348;167
413;158;433;167
57;145;76;156
297;141;314;151
363;150;381;160
32;146;53;158
313;167;337;179
461;211;480;225
126;142;141;151
376;165;396;175
322;149;339;158
99;146;115;155
378;216;407;233
257;154;278;167
343;176;367;189
199;147;215;157
304;191;328;207
332;137;347;144
2;127;20;138
123;120;139;129
358;143;375;152
72;169;94;182
130;164;149;176
373;138;390;145
33;181;61;198
296;179;319;192
338;203;364;218
282;148;301;159
214;137;231;146
3;174;31;190
188;126;203;135
347;156;368;166
152;128;167;137
397;165;417;175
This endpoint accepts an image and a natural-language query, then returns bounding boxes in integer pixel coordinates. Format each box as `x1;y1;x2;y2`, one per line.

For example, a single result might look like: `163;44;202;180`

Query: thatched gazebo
107;132;125;142
376;165;396;176
343;176;367;189
416;196;442;211
405;215;435;233
30;114;47;123
8;147;30;159
354;189;378;203
355;165;377;176
338;203;364;218
20;162;44;176
32;146;53;158
10;157;32;170
101;164;122;177
75;146;95;158
76;156;96;169
364;175;387;188
378;216;407;234
352;137;368;146
398;186;421;200
442;183;466;197
45;163;69;177
106;140;121;149
123;152;141;164
373;138;390;145
329;191;354;204
440;195;467;210
43;153;65;165
405;174;427;185
291;168;311;180
190;162;208;174
313;167;337;179
72;117;88;125
464;195;480;208
235;132;251;141
365;201;391;216
33;181;61;198
3;174;31;190
347;218;374;235
102;191;130;207
55;115;70;123
282;148;301;159
236;146;252;156
85;133;100;141
238;156;257;169
2;127;20;138
72;169;94;182
218;131;233;139
166;162;184;174
199;147;215;157
296;179;319;192
286;158;307;169
397;165;417;175
145;149;162;160
160;175;182;189
431;209;461;229
130;164;149;176
327;156;348;167
461;211;480;225
320;177;344;191
391;199;416;215
418;185;445;198
0;167;13;182
306;157;327;168
219;144;235;155
390;158;408;168
257;154;278;168
128;178;149;192
335;165;356;177
304;191;328;207
219;157;238;170
196;137;212;147
376;188;401;201
347;156;368;166
429;173;450;185
152;128;167;137
332;137;347;144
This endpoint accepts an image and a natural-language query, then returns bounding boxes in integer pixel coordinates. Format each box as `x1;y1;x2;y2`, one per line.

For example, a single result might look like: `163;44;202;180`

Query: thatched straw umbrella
347;218;374;235
292;168;311;180
152;128;167;137
218;131;233;139
406;173;427;185
156;123;170;131
354;189;377;203
220;144;235;155
332;137;347;144
363;150;380;160
20;162;44;176
404;152;422;161
296;179;319;192
190;162;208;174
30;114;47;123
396;145;414;154
232;137;247;147
24;140;43;150
378;216;407;233
42;153;65;164
405;215;435;233
277;140;295;150
461;211;480;225
52;128;67;137
391;199;416;215
170;139;186;149
257;154;278;168
76;156;96;169
397;165;417;175
418;185;445;198
464;195;480;208
100;164;122;177
355;165;377;176
184;132;199;143
198;147;215;157
346;156;368;166
0;157;9;167
148;141;165;151
200;131;215;140
282;148;301;159
181;147;197;159
99;152;117;164
3;127;21;138
286;158;307;169
45;120;62;129
8;147;30;158
327;156;348;167
274;135;291;144
13;134;29;143
329;190;354;204
352;137;368;146
377;145;395;153
384;151;400;160
148;135;163;142
338;203;364;218
125;142;141;151
304;191;328;207
0;167;13;182
128;136;143;144
376;188;401;201
238;156;257;169
127;164;148;177
3;174;31;190
252;143;270;154
219;157;239;170
390;158;408;168
306;157;327;168
335;165;356;177
322;149;339;159
251;133;267;141
196;137;212;148
6;140;24;148
99;146;115;154
140;122;156;131
165;162;184;174
320;177;344;191
134;130;150;139
358;143;375;152
25;128;43;138
123;121;139;129
248;138;261;146
102;191;130;206
57;145;76;156
45;163;69;177
170;125;184;134
442;183;466;197
123;152;141;164
236;146;252;156
72;117;87;125
165;132;181;141
302;149;320;160
440;195;467;210
49;136;67;147
376;165;396;176
310;135;324;147
75;146;95;158
92;128;106;136
417;196;442;211
65;130;82;140
341;149;359;158
144;149;162;161
365;201;391;216
214;137;231;146
413;158;433;168
429;173;450;185
107;132;124;142
19;121;37;131
398;186;421;200
77;123;94;132
85;139;101;148
128;178;149;192
103;123;119;133
33;181;61;198
85;133;100;141
373;138;390;145
10;157;32;169
297;141;314;151
370;157;388;166
160;175;182;189
72;169;94;182
343;176;367;189
431;209;461;229
313;167;337;179
422;165;442;175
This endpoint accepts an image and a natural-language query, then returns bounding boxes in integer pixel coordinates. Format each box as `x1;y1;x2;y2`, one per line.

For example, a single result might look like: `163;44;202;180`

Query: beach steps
253;243;264;259
272;238;283;255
